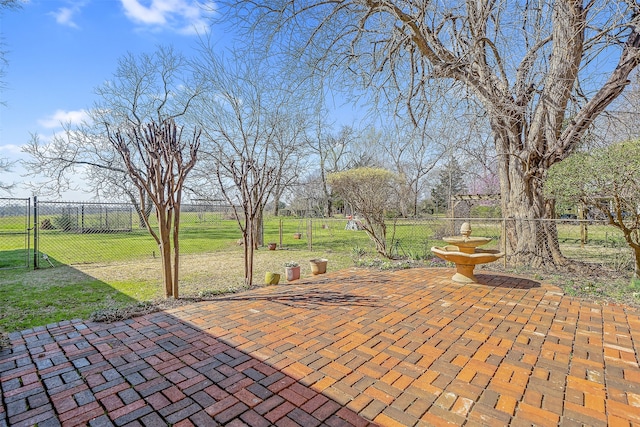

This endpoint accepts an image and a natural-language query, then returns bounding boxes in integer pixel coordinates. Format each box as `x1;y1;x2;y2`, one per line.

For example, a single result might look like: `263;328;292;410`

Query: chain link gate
0;197;31;269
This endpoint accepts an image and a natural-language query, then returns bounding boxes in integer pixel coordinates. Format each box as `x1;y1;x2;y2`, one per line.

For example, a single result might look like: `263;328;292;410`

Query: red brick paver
1;268;639;426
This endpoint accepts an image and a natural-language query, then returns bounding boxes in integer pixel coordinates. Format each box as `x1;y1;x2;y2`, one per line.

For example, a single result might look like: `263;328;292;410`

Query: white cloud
38;110;89;129
52;7;78;28
121;0;166;25
120;0;215;35
50;2;87;28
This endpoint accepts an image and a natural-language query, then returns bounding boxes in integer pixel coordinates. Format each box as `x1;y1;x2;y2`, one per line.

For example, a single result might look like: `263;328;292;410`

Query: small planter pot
265;272;280;285
309;258;328;275
267;242;277;250
293;232;302;239
285;266;301;281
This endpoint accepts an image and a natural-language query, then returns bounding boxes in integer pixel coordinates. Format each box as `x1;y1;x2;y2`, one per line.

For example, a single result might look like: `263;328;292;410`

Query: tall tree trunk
498;136;566;267
157;209;173;297
633;246;640;280
272;186;282;216
244;213;255;287
253;208;264;248
325;198;333;218
172;202;181;299
320;163;333;217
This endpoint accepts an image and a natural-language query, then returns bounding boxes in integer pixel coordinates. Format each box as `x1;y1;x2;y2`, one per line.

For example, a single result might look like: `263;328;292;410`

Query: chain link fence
0;197;633;277
33;199;237;267
513;217;627;270
272;216;631;273
0;198;31;269
276;217;500;257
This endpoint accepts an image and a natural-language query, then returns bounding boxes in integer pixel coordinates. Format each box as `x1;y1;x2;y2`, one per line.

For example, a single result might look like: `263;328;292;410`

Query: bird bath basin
431;222;505;283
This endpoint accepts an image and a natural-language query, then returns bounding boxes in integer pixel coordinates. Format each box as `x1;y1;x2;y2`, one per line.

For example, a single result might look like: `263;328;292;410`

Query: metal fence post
27;197;31;269
502;218;507;268
33;196;39;269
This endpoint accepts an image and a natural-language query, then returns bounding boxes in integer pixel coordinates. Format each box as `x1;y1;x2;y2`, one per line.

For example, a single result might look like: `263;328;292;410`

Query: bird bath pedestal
431;222;505;284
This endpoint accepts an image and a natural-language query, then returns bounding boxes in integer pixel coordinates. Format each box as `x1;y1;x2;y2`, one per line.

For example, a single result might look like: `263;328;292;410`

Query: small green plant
284;261;299;267
352;257;416;270
90;301;157;323
351;246;366;259
199;287;241;298
405;249;424;261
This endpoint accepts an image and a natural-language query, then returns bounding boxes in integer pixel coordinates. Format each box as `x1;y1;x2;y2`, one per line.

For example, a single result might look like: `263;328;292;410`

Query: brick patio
1;267;640;426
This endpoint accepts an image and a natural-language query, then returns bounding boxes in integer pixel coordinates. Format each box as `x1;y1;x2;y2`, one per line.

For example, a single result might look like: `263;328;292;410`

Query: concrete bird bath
431;222;505;284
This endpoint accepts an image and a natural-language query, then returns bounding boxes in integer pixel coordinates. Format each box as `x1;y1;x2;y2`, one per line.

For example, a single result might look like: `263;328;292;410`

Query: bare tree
591;70;640;147
305;122;357;217
23;47;203;297
0;0;21;106
0;1;20;8
109;119;200;298
377;121;447;217
328;167;402;256
288;172;327;217
269;111;310;216
23;46;201;215
229;0;640;267
463;132;501;198
0;158;14;194
192;43;308;286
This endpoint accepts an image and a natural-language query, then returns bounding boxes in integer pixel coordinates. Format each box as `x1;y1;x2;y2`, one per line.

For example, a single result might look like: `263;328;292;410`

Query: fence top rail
39;200;134;206
0;197;30;202
297;217;612;226
504;218;610;223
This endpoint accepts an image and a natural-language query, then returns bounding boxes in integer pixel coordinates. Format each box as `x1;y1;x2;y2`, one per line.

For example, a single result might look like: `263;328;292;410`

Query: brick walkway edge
1;268;640;426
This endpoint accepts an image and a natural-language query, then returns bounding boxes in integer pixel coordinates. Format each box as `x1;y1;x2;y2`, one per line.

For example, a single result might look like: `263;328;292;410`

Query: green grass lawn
0;248;31;269
0;265;143;332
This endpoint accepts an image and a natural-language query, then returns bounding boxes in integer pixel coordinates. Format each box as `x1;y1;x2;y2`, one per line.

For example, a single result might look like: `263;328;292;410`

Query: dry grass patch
75;247;348;297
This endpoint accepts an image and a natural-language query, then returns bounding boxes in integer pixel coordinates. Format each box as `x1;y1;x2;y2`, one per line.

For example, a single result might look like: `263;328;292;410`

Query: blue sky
1;0;222;198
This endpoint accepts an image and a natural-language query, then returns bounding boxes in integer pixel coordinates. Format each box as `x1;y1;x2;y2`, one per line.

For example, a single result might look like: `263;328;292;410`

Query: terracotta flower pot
293;232;302;239
309;258;328;275
285;266;301;281
268;242;277;250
